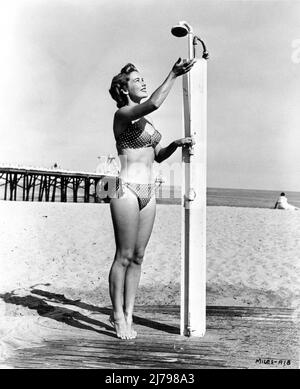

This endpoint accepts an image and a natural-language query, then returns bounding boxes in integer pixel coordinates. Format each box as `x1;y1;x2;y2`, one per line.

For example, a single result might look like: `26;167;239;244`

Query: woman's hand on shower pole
174;137;195;147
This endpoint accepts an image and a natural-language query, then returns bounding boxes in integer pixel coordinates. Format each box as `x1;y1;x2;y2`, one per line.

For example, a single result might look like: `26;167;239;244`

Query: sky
0;0;299;191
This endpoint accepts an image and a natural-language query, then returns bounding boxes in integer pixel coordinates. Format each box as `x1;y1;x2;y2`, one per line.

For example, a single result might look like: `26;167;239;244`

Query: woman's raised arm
116;58;195;123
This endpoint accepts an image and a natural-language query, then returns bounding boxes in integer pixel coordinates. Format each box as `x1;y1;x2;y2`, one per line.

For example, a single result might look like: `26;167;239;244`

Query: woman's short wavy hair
109;63;138;108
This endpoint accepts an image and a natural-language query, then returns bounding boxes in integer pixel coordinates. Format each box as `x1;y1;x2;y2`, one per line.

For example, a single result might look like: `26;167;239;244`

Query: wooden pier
0;166;172;204
0;166;111;203
1;289;298;369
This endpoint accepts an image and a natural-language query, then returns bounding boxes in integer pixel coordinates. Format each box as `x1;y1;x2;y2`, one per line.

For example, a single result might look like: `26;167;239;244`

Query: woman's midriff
118;148;155;184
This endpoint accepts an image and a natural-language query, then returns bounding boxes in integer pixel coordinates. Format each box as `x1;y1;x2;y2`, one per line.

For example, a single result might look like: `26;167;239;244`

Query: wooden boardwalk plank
2;305;299;369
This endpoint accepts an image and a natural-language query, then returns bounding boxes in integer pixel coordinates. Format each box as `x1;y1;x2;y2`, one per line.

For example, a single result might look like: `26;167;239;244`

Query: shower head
171;21;209;59
171;21;193;37
171;24;189;37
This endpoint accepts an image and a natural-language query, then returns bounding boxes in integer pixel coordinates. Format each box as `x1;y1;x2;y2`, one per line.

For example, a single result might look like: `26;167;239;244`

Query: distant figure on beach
51;163;60;169
107;59;195;339
274;193;298;210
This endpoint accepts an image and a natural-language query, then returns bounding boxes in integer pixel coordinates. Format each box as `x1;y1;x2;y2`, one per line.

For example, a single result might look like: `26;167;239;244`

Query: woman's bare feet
124;312;137;339
109;312;129;339
109;312;136;340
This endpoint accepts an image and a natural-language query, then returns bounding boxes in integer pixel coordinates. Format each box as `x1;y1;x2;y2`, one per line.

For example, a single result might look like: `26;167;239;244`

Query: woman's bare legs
109;190;139;339
124;196;156;337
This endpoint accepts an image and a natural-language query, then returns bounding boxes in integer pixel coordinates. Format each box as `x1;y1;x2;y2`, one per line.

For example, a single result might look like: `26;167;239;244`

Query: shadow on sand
0;290;116;338
0;286;179;337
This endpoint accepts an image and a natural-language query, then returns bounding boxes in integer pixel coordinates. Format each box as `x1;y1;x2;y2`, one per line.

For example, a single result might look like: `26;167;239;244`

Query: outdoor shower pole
171;21;208;337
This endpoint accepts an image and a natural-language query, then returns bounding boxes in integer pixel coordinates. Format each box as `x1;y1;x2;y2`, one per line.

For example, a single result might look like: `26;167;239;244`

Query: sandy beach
0;201;299;363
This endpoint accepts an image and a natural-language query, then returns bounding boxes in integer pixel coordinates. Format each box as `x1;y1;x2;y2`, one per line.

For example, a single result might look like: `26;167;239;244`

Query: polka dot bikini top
116;120;162;153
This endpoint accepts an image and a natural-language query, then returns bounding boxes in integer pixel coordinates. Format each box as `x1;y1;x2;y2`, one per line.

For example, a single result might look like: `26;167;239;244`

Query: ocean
206;187;300;208
1;183;300;209
157;186;300;209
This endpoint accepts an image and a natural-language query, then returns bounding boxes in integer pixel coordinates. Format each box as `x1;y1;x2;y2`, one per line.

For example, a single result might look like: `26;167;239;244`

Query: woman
108;58;195;339
274;192;298;210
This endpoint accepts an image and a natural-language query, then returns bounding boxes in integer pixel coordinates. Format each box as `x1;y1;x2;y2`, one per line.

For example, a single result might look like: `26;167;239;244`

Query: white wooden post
181;58;207;337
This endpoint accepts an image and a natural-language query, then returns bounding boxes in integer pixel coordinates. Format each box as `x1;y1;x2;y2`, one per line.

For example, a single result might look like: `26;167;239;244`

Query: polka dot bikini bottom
105;177;156;210
123;182;156;210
